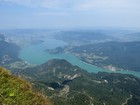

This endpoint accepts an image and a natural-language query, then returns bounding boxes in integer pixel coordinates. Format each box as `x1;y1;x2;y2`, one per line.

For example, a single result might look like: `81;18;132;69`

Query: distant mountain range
121;33;140;42
13;59;140;105
54;30;140;44
55;30;117;45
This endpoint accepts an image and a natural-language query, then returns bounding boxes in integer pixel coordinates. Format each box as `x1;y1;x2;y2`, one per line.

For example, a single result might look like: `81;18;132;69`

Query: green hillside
0;67;52;105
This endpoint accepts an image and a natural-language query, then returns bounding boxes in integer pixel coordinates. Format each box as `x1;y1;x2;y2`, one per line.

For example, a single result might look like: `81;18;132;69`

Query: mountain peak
42;59;73;68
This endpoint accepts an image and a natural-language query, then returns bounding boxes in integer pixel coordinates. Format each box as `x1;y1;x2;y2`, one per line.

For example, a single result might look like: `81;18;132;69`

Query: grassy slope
0;67;52;105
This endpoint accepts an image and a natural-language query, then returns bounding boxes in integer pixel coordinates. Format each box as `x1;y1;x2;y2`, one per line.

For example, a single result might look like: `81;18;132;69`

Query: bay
19;39;140;78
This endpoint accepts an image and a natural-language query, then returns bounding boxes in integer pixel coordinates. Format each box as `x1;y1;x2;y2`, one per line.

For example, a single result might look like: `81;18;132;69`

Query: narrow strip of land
122;94;132;105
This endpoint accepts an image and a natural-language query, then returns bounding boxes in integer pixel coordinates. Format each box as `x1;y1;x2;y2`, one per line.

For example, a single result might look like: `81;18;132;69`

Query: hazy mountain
55;30;117;45
0;34;21;66
121;33;140;42
0;34;5;41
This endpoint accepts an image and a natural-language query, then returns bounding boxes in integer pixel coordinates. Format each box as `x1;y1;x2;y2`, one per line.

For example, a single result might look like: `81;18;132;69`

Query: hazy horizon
0;0;140;29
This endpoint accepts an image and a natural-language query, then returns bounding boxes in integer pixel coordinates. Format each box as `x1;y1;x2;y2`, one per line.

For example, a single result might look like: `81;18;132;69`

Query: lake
19;39;140;78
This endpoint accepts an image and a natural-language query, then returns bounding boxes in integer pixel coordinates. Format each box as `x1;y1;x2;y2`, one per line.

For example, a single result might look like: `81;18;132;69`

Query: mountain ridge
13;59;140;105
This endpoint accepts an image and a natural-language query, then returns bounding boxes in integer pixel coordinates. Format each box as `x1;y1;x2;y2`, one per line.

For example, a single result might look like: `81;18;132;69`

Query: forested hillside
13;59;140;105
48;41;140;72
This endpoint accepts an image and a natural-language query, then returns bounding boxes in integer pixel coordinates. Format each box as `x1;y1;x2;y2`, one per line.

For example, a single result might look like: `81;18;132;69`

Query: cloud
0;0;77;9
1;0;140;11
0;0;33;6
34;12;69;16
75;0;140;11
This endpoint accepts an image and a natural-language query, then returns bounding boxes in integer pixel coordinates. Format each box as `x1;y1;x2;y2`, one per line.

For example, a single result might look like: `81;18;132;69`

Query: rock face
13;59;140;105
0;67;52;105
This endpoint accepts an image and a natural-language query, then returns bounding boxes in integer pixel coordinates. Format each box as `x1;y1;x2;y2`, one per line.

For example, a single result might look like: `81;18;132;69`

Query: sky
0;0;140;29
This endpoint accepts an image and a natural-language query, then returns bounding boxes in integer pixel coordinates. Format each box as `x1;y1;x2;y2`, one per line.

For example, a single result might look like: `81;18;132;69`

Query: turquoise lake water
19;39;140;78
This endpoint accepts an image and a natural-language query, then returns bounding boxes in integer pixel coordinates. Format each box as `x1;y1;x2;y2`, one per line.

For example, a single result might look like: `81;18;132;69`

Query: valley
1;29;140;105
1;0;140;104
